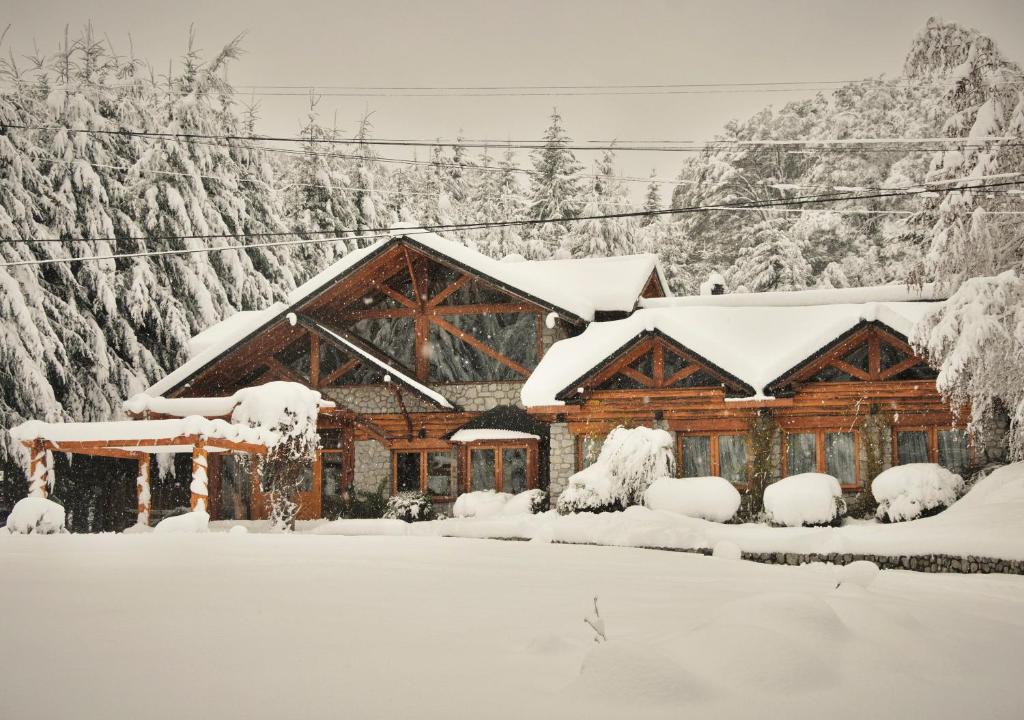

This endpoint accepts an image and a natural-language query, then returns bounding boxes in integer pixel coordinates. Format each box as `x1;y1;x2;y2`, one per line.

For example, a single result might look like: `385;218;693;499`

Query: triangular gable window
584;337;743;395
669;369;723;389
791;327;937;387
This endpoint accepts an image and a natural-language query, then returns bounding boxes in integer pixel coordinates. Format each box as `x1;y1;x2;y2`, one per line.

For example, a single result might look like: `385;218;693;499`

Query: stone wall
441;382;523;411
738;550;1024;574
353;440;390;495
324;386;436;414
548;422;575;499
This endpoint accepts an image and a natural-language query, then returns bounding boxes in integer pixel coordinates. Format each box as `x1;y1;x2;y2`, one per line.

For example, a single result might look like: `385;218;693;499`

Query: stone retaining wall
739;550;1024;574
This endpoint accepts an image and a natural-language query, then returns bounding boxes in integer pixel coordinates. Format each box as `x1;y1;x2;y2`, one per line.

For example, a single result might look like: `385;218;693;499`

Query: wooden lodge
11;232;975;524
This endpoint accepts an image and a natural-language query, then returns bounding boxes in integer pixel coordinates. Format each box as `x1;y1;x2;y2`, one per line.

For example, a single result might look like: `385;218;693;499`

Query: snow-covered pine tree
568;148;636;257
640;170;661;226
468;146;527;259
349;112;382;243
526;109;583;258
727;219;812;292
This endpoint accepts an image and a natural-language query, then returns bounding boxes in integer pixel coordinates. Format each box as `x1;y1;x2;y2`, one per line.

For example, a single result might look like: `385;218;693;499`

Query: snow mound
872;463;964;522
571;639;705;704
5;497;66;535
764;473;846;527
454;489;547;518
644;476;741;522
712;540;742;560
154;510;210;534
228;525;249;535
838;560;880;589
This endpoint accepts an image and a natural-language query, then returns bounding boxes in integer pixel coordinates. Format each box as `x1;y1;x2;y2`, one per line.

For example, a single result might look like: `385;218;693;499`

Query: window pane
470;449;496;491
396;452;421;492
787;433;817;475
719;436;749;485
297;462;313;493
580;435;605;469
318;429;342;449
897;431;930;465
426;451;456;496
938;430;970;475
502;448;528;494
322;453;345;498
219;454;251;520
825;432;856;486
681;436;711;477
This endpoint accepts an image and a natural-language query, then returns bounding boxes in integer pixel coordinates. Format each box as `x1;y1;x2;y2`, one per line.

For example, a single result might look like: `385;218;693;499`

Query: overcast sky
6;0;1024;195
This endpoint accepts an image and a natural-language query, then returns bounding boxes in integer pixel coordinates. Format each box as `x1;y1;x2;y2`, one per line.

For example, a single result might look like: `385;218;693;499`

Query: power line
2;177;1021;263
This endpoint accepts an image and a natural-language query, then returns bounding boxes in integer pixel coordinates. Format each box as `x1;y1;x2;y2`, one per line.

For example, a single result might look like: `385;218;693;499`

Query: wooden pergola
14;419;272;526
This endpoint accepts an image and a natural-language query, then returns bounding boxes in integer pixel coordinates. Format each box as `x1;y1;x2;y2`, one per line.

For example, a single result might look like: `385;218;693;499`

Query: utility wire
2;177;1021;263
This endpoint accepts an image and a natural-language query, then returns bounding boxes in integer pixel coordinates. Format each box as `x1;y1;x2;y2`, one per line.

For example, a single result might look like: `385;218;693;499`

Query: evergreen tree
728;219;812;292
641;171;661;226
527;109;583;257
568;148;636;257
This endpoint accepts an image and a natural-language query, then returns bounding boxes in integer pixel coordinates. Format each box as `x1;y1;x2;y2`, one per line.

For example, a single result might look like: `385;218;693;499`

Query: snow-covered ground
1;532;1023;719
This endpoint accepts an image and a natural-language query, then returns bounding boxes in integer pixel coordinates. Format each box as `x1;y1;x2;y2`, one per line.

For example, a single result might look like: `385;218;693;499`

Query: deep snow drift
0;534;1021;720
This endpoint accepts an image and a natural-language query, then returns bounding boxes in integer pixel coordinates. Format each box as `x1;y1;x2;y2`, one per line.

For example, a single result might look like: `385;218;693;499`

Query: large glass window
787;433;817;476
681;436;711;477
470;448;497;491
394;450;457;498
321;453;345;500
897;431;930;465
578;434;606;470
395;452;421;492
719;435;749;485
938;430;970;475
825;432;856;486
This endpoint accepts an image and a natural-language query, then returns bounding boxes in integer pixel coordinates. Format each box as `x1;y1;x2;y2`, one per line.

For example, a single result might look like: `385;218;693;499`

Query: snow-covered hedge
872;463;965;523
383;492;435;522
453;489;547;518
5;497;67;535
557;426;675;514
763;473;847;527
643;476;741;523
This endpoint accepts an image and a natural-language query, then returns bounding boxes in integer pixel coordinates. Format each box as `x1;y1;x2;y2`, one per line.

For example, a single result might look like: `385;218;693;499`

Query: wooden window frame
891;426;974;469
781;428;862;490
676;432;753;490
460;439;539;494
391;447;460;502
575;433;607;472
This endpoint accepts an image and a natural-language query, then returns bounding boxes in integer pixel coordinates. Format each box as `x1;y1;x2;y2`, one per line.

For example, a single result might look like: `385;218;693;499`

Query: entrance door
250;457;322;521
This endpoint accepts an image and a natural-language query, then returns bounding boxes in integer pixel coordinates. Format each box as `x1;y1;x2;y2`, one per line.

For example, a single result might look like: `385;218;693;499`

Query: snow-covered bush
557;426;675;514
5;497;66;534
454;489;548;518
872;463;965;523
383;492;435;522
763;473;847;527
644;476;741;523
154;509;210;534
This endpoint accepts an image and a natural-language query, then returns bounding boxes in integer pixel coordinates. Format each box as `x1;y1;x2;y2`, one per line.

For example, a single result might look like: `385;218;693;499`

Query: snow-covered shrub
872;463;965;523
644;476;741;523
557;426;674;514
712;540;742;560
5;497;66;534
154;509;210;534
454;489;548;518
763;473;847;527
383;492;435;522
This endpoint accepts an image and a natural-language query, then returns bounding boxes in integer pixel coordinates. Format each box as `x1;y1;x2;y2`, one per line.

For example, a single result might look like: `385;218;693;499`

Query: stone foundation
548;422;575;499
353;440;390;495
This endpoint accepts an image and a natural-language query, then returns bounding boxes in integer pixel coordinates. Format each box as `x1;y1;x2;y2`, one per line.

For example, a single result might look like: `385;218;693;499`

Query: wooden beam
617;365;655;387
663;362;701;387
403;246;421;302
27;439;48;498
191;443;209;512
430;315;531;377
429;303;540;316
338;308;417;321
136;455;151;527
878;355;928;381
320;358;360;386
427;273;471;306
310;334;321;388
263;357;308;385
830;358;872;381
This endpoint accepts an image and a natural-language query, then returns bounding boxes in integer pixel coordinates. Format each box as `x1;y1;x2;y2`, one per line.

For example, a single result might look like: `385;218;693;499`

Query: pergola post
190;442;209;512
27;439;50;498
136;454;152;526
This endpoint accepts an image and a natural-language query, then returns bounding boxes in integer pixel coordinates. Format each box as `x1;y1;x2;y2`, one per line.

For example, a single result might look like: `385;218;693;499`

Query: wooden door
250;456;322;521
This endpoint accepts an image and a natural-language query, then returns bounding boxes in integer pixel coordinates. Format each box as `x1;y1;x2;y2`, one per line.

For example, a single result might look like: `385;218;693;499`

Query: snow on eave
639;283;945;310
123;388;336;418
309;320;454;410
449;429;540;442
8;416;280;450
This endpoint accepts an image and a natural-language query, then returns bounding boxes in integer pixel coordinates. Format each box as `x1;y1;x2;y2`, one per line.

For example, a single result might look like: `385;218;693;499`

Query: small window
841;344;870;373
825;432;856;486
663;349;689;379
502;448;528;494
681;436;711;477
426;451;456;496
897;431;930;465
321;453;345;500
786;433;817;475
938;430;970;475
578;434;606;470
718;435;749;485
395;453;421;492
470;448;497;491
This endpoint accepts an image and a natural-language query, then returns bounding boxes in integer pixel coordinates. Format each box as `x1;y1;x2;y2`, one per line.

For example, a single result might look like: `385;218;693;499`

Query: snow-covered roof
124;384;336;418
521;300;938;406
149;231;666;397
511;253;670;313
640;283;945;309
449;429;540;443
9;416;280;453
